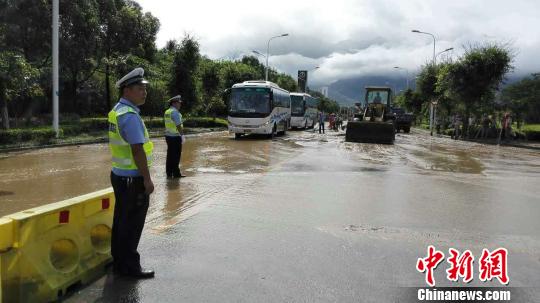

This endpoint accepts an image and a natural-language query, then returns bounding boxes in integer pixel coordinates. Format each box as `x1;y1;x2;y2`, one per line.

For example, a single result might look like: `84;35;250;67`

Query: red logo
416;245;445;287
417;246;509;286
479;248;509;285
446;248;474;283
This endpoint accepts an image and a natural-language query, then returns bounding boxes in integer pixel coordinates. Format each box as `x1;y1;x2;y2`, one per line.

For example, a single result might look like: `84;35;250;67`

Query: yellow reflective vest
108;105;153;170
164;107;183;136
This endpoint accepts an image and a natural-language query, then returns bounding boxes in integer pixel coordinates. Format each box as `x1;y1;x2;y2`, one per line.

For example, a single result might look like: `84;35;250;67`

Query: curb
412;127;540;150
0;128;227;154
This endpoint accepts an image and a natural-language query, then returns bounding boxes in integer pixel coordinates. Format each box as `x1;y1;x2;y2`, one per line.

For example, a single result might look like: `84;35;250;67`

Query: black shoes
167;174;186;179
114;266;155;279
128;268;155;279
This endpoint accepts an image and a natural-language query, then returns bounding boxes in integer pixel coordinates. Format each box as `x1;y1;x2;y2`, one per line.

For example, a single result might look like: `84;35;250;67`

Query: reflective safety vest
164;107;182;136
108;106;153;170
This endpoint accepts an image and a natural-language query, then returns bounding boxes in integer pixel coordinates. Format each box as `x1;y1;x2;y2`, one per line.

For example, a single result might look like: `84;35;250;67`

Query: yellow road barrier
0;188;115;303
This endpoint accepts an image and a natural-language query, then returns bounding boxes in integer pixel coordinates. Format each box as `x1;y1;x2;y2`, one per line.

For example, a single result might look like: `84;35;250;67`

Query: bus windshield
229;87;271;116
290;95;305;115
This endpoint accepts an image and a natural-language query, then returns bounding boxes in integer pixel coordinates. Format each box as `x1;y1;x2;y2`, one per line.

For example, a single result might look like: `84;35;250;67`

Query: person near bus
318;111;325;134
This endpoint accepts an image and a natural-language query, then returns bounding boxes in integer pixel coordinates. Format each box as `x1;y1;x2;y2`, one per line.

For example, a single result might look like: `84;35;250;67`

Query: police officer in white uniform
108;67;155;278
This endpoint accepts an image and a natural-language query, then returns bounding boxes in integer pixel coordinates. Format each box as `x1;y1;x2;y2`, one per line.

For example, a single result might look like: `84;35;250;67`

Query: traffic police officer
108;67;155;278
164;95;185;178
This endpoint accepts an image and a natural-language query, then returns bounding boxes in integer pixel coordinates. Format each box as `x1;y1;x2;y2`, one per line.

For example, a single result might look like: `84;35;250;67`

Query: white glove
181;135;186;144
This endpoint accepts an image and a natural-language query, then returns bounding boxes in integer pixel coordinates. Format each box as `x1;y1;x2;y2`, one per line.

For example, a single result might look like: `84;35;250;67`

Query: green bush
79;118;109;130
142;117;164;129
524;130;540;141
521;124;540;140
0;127;59;144
522;124;540;132
143;116;227;128
0;116;228;146
444;128;455;136
418;123;430;130
183;117;227;128
61;125;84;136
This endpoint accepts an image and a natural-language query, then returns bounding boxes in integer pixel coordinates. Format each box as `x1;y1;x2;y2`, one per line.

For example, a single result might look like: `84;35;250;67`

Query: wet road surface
1;128;540;302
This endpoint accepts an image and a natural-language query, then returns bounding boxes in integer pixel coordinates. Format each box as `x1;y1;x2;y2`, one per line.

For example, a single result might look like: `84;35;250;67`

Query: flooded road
1;128;540;302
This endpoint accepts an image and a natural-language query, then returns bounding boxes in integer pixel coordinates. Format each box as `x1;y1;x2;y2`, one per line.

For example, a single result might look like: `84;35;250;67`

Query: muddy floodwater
1;128;539;302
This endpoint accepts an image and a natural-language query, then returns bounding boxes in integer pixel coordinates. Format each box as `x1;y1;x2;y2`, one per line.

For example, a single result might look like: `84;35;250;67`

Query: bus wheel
268;124;276;139
234;133;242;139
279;121;286;136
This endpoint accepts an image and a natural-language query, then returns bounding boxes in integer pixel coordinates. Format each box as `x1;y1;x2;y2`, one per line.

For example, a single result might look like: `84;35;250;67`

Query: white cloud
137;0;540;86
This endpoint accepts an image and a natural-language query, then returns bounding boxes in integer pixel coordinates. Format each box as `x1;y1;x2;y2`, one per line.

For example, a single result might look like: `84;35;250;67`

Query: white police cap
115;67;149;89
167;95;182;104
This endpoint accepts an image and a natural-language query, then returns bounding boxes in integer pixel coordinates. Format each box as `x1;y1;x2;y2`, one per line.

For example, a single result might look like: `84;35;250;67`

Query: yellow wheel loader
345;86;395;144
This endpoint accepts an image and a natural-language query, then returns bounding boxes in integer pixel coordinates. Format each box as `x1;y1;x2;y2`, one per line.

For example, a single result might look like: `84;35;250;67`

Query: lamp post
412;29;436;135
412;29;436;65
436;47;454;62
265;33;289;81
252;51;267;79
252;50;266;58
393;66;409;90
52;0;59;137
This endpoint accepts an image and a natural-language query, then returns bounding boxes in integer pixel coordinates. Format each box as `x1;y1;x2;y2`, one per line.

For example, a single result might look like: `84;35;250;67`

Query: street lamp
52;0;59;137
412;29;436;136
252;51;267;80
412;29;436;65
393;66;409;90
265;33;289;81
436;47;454;61
252;50;266;58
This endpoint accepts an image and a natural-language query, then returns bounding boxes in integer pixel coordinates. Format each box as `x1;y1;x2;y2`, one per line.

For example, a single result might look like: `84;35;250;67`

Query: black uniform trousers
165;136;182;177
319;121;325;134
110;172;149;273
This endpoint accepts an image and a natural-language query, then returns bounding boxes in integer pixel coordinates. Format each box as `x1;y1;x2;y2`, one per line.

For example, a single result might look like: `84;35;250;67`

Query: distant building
320;86;329;97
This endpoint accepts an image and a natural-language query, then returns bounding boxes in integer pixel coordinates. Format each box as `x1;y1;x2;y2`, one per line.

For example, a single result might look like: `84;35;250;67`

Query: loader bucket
345;121;395;144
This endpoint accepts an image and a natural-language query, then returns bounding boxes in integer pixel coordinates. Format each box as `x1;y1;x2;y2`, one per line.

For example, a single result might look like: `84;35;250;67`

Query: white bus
228;81;291;139
290;93;319;129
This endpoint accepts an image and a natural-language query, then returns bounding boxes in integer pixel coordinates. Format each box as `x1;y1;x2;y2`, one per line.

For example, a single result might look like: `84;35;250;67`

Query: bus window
291;95;305;115
230;87;271;114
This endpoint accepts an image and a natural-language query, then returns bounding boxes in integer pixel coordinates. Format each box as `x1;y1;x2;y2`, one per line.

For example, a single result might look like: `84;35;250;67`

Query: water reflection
96;273;140;303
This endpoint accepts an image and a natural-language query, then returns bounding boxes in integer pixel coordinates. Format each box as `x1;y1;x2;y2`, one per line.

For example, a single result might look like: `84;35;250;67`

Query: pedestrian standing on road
318;111;325;134
164;95;185;179
476;114;489;139
108;67;155;279
435;116;441;135
488;114;496;137
453;114;462;140
502;112;514;140
467;115;475;139
336;115;343;130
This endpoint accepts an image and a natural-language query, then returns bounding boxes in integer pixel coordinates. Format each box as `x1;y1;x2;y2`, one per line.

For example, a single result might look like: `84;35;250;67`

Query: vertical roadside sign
298;70;308;92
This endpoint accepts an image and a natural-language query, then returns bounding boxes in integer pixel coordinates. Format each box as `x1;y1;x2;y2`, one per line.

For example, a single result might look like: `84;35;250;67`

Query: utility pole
52;0;59;137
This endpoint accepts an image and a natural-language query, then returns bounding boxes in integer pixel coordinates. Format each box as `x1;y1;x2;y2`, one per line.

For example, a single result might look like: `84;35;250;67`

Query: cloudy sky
137;0;539;87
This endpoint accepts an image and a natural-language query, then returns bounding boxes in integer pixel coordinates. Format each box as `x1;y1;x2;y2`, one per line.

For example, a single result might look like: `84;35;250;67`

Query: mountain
315;76;411;106
315;72;528;106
